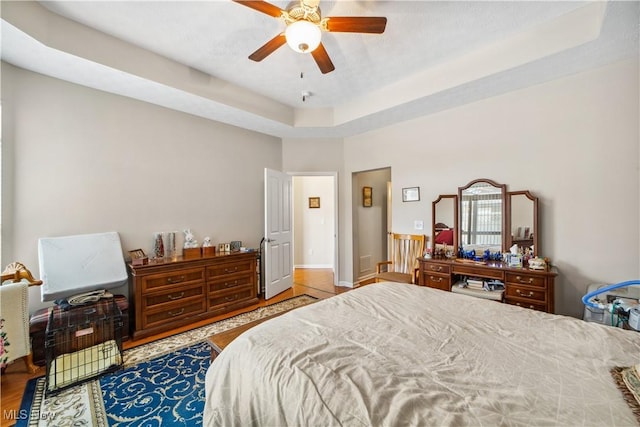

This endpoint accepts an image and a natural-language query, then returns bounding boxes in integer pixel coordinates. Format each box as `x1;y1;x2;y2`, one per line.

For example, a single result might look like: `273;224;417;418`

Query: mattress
204;282;640;426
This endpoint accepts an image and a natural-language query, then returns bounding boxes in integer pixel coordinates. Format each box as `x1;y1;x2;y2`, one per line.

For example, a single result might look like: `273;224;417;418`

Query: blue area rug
17;295;318;426
100;341;210;426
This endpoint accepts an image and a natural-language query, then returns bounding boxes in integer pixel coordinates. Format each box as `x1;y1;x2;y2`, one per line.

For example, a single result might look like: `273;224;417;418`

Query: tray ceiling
1;1;638;138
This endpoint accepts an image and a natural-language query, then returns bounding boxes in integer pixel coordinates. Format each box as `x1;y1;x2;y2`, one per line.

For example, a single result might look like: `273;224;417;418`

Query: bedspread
204;282;640;426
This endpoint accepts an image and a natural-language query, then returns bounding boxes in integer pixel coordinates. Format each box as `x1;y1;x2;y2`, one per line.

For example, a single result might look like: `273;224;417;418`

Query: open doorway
292;174;338;292
352;167;391;285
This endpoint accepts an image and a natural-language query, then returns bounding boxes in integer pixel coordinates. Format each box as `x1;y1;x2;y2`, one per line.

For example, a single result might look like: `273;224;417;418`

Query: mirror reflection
509;191;538;255
432;195;457;256
459;179;505;253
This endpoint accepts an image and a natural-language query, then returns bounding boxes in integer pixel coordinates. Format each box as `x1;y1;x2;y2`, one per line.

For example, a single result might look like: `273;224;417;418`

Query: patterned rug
17;295;318;426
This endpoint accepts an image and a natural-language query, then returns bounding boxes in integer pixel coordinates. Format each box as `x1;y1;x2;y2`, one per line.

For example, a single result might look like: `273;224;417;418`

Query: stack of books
466;277;485;290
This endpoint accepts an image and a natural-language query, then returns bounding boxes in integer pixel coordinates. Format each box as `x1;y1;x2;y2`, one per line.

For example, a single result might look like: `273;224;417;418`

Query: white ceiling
1;1;638;138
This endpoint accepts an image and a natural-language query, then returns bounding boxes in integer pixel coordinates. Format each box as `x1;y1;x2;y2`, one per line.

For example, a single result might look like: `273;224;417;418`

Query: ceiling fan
232;0;387;74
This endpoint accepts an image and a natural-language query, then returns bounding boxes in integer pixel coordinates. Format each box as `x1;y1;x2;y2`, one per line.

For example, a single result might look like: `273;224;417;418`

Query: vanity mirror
458;179;506;254
432;195;457;256
507;191;538;256
431;179;540;259
425;181;552;313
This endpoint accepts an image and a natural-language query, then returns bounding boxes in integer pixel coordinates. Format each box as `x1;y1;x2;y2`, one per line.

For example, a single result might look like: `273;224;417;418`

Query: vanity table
419;258;556;313
426;178;557;313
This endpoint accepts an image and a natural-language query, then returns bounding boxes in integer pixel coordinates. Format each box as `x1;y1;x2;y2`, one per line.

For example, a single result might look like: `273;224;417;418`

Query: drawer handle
167;275;185;284
429;276;442;283
516;289;535;298
167;292;184;301
516;302;535;309
515;276;534;284
224;267;239;273
225;295;238;302
224;281;238;288
430;266;443;272
168;308;184;317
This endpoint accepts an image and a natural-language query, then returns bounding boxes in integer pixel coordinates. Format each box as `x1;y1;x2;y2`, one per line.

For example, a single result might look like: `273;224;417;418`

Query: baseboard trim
294;264;333;269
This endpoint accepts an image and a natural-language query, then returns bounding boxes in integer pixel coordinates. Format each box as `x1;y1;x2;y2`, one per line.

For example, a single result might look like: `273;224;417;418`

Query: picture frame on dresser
128;249;146;259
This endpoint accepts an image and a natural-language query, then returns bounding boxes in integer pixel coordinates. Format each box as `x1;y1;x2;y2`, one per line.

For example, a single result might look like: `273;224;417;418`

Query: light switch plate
414;220;424;230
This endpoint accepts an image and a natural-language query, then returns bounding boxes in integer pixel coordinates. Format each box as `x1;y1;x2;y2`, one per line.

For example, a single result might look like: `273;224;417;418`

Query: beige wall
3;58;639;317
2;63;281;309
343;59;639;317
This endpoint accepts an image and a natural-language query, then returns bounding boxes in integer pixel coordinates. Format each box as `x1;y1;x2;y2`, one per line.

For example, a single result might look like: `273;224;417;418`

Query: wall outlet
414;220;424;230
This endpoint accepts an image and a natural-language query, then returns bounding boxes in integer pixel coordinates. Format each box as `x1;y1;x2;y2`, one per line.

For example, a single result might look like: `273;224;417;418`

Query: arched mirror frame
432;194;458;255
506;190;538;256
458;178;507;253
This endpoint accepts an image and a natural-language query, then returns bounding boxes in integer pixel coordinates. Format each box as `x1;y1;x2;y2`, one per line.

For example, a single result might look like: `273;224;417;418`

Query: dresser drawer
453;264;504;280
142;268;205;293
505;298;547;312
423;262;451;275
505;285;546;302
143;299;206;329
425;274;451;291
505;272;546;288
208;273;254;292
208;285;255;309
206;260;254;279
143;284;205;309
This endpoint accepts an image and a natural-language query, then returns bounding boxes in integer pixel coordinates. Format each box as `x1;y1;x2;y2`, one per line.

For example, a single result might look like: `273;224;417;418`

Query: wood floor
0;268;344;427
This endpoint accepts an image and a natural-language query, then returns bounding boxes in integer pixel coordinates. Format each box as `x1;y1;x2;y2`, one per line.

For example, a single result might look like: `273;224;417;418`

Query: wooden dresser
419;258;557;313
128;252;258;339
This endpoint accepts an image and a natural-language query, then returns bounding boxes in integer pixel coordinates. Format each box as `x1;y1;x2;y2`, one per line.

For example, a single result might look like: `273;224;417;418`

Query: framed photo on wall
402;187;420;202
309;197;320;208
363;186;372;207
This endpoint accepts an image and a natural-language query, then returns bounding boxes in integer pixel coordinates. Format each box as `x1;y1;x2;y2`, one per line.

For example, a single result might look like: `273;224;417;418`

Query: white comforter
204;282;640;426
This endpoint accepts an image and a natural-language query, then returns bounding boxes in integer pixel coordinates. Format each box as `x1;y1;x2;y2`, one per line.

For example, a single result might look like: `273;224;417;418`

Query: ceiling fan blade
311;43;335;74
248;33;286;62
232;0;283;18
325;17;387;34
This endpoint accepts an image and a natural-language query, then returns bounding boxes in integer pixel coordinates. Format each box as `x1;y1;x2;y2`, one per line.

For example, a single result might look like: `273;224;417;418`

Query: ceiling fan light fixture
285;20;321;53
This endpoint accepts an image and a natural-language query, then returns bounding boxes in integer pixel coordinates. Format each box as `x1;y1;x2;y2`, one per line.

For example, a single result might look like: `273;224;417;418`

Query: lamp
285;20;321;53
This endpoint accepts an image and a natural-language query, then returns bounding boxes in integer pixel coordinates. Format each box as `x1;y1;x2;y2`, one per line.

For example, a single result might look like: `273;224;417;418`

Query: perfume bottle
153;232;164;259
164;232;177;260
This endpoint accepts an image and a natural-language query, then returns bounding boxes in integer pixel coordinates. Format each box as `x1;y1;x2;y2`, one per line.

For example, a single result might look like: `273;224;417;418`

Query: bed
203;282;640;426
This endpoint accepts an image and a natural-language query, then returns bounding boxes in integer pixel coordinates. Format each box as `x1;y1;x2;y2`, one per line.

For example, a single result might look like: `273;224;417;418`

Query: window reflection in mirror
509;191;538;256
459;180;505;253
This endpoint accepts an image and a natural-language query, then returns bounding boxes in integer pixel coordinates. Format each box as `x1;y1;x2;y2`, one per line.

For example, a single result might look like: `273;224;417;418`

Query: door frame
352;167;391;285
289;171;339;285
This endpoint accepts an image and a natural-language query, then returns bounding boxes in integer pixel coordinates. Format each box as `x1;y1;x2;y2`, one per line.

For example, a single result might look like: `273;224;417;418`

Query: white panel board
38;231;127;301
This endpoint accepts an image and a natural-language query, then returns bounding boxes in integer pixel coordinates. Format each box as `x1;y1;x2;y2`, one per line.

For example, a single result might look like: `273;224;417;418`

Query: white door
264;168;293;299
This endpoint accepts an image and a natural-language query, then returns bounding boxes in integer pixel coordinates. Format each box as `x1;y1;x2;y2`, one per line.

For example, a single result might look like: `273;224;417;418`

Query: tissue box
183;248;201;259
